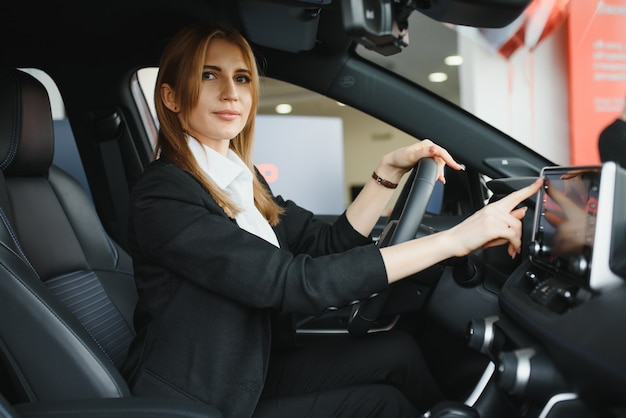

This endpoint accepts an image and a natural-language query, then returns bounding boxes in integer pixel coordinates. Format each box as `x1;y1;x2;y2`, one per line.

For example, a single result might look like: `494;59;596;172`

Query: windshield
357;2;626;168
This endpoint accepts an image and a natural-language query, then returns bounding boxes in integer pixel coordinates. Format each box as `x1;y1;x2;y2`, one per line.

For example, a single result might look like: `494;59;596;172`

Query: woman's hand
348;139;462;237
381;177;543;284
376;139;465;185
446;177;544;259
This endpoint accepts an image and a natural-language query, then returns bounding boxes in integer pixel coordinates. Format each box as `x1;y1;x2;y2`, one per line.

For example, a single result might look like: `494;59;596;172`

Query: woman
121;23;542;418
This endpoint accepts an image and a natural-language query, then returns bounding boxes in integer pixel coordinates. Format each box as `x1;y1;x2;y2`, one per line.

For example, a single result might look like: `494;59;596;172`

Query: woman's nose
221;79;238;101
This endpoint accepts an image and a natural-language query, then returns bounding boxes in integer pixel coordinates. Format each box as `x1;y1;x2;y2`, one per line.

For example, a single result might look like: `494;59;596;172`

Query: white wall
458;23;571;165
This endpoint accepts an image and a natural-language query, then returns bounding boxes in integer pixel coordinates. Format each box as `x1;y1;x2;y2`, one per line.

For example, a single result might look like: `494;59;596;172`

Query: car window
137;68;418;216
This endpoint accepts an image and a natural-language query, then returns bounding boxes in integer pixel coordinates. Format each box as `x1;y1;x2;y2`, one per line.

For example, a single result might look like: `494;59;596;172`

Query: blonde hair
154;23;284;225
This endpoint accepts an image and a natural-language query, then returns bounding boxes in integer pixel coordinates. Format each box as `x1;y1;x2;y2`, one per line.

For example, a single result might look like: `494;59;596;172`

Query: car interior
1;0;626;417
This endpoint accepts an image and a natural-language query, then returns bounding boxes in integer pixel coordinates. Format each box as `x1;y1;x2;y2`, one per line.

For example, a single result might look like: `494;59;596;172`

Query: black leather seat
0;68;222;417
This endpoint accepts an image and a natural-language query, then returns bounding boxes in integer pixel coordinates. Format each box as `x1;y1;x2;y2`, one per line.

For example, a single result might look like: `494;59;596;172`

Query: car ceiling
1;0;344;69
2;0;530;69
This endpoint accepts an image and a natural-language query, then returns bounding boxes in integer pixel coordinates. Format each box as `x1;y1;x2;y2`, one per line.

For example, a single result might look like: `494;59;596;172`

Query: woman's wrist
441;227;469;258
371;171;398;189
373;158;405;185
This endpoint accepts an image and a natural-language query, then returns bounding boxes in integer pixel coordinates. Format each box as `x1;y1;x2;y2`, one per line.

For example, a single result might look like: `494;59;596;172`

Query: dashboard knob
495;347;567;402
496;348;533;396
568;254;589;277
466;316;499;355
528;240;542;258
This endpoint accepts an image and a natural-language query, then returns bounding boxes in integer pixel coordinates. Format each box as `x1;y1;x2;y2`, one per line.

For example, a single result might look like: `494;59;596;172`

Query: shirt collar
187;135;249;188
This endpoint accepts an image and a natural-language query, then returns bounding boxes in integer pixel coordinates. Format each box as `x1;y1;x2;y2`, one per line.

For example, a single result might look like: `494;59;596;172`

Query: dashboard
469;162;626;416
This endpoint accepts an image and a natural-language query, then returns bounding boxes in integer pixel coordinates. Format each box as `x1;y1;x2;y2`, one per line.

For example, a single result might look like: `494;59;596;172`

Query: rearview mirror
342;0;532;56
341;0;409;56
341;0;394;38
418;0;532;28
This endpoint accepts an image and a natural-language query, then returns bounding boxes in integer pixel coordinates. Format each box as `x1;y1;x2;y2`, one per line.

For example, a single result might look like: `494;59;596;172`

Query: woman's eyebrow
203;65;251;75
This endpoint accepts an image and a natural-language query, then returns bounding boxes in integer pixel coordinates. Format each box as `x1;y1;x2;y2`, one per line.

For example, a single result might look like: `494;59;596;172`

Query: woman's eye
202;71;216;80
236;75;251;84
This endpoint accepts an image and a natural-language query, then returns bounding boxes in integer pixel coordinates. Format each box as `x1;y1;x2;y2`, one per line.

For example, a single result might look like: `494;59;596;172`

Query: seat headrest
0;68;54;176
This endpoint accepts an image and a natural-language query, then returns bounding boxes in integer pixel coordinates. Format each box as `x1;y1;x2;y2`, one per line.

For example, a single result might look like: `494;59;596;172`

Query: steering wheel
347;157;439;337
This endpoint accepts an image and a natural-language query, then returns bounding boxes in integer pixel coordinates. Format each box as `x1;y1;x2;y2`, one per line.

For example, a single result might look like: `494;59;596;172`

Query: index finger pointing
495;177;544;211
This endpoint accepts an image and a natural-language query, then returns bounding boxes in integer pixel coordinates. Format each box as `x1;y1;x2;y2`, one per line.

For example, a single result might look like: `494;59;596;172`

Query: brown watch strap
372;171;398;189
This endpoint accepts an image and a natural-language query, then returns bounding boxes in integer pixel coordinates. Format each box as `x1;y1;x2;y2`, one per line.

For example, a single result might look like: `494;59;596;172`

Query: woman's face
183;38;253;155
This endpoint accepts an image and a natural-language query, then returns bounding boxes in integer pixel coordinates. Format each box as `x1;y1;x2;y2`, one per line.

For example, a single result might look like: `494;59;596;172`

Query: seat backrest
0;68;137;403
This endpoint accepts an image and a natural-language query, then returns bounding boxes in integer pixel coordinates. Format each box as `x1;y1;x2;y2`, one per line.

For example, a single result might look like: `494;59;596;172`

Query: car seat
0;68;222;417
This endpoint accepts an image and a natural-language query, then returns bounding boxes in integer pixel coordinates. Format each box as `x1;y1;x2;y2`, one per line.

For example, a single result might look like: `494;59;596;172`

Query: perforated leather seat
0;68;222;417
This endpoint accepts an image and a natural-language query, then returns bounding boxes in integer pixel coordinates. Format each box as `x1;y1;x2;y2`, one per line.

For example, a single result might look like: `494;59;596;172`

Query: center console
461;162;626;417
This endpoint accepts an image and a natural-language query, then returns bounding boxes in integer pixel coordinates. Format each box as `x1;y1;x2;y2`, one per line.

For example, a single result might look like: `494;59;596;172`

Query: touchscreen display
531;166;602;283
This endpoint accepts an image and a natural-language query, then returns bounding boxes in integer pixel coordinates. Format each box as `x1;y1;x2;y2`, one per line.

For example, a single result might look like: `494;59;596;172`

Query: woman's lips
214;110;240;121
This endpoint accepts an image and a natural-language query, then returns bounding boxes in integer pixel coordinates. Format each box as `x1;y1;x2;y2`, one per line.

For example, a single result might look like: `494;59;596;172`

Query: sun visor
417;0;532;29
239;0;329;52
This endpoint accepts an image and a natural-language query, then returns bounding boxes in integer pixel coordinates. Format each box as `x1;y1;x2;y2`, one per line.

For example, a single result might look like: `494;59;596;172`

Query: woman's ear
161;83;180;113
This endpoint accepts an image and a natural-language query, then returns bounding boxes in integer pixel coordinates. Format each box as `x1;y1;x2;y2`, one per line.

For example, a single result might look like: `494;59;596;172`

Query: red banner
479;0;570;59
567;0;626;165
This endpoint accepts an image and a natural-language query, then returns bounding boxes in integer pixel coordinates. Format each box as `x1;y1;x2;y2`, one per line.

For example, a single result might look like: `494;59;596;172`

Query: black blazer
121;156;388;418
599;118;626;167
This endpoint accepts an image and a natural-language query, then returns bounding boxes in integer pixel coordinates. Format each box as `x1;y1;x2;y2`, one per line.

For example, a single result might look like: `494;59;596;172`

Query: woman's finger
494;177;543;212
510;206;528;220
424;143;464;172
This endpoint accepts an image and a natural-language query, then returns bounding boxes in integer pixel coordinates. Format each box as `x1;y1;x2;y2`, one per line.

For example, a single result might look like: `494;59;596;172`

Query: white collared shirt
187;136;280;248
